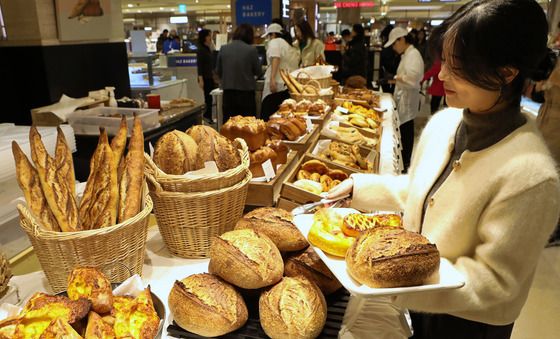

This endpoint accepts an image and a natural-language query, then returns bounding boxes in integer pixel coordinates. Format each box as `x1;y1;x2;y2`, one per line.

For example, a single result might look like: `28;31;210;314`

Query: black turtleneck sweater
422;106;527;219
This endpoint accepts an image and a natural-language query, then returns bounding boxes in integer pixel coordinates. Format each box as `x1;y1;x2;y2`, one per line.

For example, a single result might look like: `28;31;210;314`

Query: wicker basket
147;170;251;259
144;138;249;193
17;192;153;293
291;84;320;101
296;71;332;89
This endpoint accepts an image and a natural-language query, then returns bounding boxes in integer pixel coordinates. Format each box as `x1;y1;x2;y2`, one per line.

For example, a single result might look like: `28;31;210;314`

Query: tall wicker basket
144;138;249;193
146;170;251;259
17;192;153;293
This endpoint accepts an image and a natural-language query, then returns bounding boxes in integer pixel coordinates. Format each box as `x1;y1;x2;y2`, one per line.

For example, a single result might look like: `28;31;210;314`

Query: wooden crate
31;98;109;126
276;197;300;212
280;154;357;206
310;138;379;174
246;150;300;207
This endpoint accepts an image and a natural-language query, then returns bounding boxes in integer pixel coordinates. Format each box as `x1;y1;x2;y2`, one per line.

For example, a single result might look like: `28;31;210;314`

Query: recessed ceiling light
227;4;231;8
160;7;164;10
137;9;142;13
127;4;133;8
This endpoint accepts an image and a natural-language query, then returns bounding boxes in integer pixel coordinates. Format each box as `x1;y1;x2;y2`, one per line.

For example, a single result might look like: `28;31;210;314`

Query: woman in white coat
329;1;559;338
386;27;424;171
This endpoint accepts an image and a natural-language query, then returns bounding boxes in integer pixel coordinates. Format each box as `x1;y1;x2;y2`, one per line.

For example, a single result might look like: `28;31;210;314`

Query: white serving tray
293;209;465;297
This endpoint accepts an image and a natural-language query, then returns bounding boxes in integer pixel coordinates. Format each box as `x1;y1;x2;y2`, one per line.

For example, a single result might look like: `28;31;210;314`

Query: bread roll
267;140;288;166
118;116;145;223
191;130;241;172
12;142;60;232
285;247;342;295
259;276;327;339
235;207;307;252
153;130;198;175
209;229;283;289
168;273;248;337
221;116;267;151
346;227;440;288
249;146;277;178
30;127;80;232
67;267;113;314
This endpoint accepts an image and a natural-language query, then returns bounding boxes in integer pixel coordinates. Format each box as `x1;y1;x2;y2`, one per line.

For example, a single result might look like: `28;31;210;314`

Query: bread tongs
291;195;350;216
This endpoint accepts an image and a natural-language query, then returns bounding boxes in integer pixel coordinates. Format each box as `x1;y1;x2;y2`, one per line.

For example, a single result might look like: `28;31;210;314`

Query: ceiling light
227;4;231;8
144;27;152;31
160;7;164;10
137;10;142;13
127;4;133;8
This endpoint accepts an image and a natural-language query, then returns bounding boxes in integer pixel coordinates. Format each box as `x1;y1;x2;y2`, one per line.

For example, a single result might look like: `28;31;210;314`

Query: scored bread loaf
30;126;80;232
259;276;327;339
54;127;75;198
12;142;60;232
220;116;267;151
79;128;119;229
110;116;128;165
168;273;248;337
118;116;145;223
234;207;307;252
209;229;283;289
285;247;342;295
187;126;241;172
346;227;440;288
153;130;198;175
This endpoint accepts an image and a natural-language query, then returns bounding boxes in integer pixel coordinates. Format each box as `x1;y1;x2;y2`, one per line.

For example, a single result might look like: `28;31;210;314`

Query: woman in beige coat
329;1;559;338
293;20;325;67
535;61;560;164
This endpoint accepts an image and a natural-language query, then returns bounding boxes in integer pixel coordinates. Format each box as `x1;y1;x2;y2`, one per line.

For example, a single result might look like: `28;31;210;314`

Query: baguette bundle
280;69;316;95
12;115;145;232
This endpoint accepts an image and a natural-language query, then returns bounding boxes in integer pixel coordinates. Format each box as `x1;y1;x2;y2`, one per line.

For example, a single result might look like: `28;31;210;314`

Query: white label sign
262;159;276;181
204;161;219;173
306;118;314;132
149;142;155;157
336;106;349;114
367;149;378;163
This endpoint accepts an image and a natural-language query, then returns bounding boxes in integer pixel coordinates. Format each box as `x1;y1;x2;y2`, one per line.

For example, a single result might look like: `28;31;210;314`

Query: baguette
118;116;145;223
285;70;304;94
30;127;80;232
281;70;298;94
54;127;76;197
79;128;119;229
12;142;60;232
110;115;128;164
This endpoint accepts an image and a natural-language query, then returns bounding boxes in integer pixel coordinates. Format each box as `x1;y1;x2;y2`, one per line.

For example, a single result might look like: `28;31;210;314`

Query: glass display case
128;55;174;88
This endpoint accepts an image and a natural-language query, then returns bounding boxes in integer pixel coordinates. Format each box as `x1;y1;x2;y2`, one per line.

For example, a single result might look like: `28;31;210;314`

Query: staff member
216;24;261;120
261;23;300;120
386;27;424;171
329;0;559;338
197;29;217;122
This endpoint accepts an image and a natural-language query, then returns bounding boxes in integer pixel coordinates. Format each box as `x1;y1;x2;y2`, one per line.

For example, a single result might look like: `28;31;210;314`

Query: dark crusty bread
118;116;145;223
208;229;283;289
189;128;241;172
235;207;308;252
285;247;342;295
346;227;440;288
259;276;327;339
168;273;248;337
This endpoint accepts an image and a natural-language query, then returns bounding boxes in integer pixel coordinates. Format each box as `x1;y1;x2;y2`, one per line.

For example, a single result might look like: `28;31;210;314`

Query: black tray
167;288;350;338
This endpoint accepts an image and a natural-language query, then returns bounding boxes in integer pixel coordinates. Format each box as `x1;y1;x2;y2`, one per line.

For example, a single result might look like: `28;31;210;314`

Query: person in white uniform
261;23;300;120
386;27;424;171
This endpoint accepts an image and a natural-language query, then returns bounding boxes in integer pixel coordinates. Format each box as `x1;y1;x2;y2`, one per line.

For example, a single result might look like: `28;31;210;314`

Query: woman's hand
270;81;278;93
327;178;354;200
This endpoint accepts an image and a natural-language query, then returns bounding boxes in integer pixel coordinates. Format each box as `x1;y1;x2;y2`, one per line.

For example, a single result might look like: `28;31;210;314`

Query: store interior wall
0;0;130;125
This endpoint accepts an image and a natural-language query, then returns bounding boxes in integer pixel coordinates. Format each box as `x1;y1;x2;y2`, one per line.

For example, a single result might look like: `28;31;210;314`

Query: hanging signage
178;4;187;13
334;2;375;8
236;0;272;26
282;0;290;18
169;55;197;67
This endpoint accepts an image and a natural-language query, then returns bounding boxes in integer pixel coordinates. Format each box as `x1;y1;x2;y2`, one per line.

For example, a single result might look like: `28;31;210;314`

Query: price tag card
204;161;219;173
336;106;349;114
148;142;155;157
305;118;314;132
367;149;378;163
262;159;276;182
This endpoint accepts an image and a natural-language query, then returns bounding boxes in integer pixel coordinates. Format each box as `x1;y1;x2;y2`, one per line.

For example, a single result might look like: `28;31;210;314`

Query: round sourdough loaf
259;276;327;339
168;273;248;337
284;247;342;295
346;227;440;288
209;229;283;289
186;125;241;171
234;207;308;252
153;130;198;175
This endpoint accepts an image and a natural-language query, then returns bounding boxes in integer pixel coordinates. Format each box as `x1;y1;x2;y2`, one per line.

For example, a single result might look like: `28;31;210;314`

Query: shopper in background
325;32;337;51
421;58;445;114
379;25;400;94
156;29;169;53
163;35;181;54
216;24;261;121
329;1;559;338
341;24;368;83
261;23;300;120
340;29;352;54
293;20;325;67
197;29;217;122
386;27;424;171
416;29;430;69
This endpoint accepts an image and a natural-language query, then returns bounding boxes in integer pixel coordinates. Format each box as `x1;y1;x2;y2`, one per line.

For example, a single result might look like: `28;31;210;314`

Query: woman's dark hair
380;25;393;45
352;24;365;39
296;20;316;41
432;0;549;107
403;33;415;45
233;24;254;45
198;29;211;46
341;29;351;37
